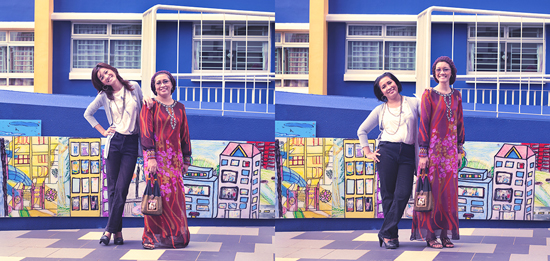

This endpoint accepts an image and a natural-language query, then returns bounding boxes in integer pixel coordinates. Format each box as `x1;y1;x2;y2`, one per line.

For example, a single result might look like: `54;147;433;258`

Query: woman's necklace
381;95;402;135
433;87;453;122
156;98;177;130
111;88;126;125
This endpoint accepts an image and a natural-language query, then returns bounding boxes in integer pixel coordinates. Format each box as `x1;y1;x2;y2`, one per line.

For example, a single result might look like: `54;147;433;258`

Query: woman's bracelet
146;150;156;158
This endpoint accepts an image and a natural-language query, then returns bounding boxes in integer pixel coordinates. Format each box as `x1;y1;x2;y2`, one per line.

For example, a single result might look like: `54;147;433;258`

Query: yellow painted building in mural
343;139;376;218
8;137;61;217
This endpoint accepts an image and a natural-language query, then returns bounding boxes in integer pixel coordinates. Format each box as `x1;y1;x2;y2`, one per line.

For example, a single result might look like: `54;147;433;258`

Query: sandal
440;237;454;248
426;239;443;249
142;243;155;250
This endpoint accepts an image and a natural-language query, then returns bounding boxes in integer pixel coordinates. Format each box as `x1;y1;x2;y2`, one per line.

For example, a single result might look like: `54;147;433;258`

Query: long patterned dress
140;99;191;248
411;88;465;241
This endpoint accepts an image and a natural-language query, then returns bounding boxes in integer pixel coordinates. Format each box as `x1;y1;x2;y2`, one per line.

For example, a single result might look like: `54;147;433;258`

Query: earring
102;85;109;91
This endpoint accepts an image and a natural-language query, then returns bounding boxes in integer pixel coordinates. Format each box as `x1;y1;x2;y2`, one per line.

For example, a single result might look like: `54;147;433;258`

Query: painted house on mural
458;167;493;220
183;165;218;218
217;142;262;219
492;144;536;220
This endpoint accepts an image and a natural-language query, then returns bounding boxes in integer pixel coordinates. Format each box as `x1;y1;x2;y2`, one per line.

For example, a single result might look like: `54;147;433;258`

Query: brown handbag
141;174;163;216
413;167;433;212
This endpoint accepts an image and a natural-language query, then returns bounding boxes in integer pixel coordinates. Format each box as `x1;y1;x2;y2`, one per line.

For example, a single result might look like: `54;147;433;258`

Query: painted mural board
0;120;41;136
275;121;316;137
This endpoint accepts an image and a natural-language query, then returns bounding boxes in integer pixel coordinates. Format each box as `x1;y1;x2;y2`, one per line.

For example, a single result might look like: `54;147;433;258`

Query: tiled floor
1;226;550;260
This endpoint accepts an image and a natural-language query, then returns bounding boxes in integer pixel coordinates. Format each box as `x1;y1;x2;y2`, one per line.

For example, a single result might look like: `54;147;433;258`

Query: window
0;31;34;89
275;31;309;90
193;23;269;71
346;25;416;71
468;25;543;73
71;23;141;71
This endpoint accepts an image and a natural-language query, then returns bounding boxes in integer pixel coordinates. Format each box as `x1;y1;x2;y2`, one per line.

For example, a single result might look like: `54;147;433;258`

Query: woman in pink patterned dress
140;71;191;249
411;56;465;249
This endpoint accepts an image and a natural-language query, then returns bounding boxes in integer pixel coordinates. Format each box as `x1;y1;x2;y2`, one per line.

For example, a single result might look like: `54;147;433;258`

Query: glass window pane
470;26;504;38
73;40;108;68
234;25;268;36
469;42;505;71
9;46;34;73
385;42;415;70
194;41;230;70
275;47;282;74
112;24;141;35
387;26;416;36
509;27;543;38
275;79;281;87
194;24;229;36
348;26;382;36
10;32;34;41
231;41;267;70
9;78;33;86
507;43;541;72
275;33;281;43
0;78;6;85
110;40;141;69
0;32;5;41
284;48;308;74
0;46;6;73
285;33;309;43
347;41;382;70
283;80;308;87
74;24;107;34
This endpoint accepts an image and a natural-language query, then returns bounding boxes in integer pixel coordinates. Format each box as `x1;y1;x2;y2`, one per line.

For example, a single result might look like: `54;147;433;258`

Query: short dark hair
150;70;177;96
91;63;133;100
373;72;402;102
432;56;457;85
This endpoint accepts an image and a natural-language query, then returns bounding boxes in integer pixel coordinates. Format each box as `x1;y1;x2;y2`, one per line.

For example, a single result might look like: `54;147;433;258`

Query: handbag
413;167;433;212
141;173;163;216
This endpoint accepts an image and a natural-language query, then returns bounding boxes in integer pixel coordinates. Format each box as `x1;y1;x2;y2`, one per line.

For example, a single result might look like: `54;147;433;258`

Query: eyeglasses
435;68;450;73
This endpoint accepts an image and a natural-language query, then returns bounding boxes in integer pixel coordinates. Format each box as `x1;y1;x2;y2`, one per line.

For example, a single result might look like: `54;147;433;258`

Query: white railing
141;5;275;116
175;73;275;114
416;7;550;117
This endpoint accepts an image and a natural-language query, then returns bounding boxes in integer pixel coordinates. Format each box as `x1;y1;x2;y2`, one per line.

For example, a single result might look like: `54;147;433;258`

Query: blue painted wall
329;0;550;15
0;0;34;22
54;0;274;13
276;0;309;23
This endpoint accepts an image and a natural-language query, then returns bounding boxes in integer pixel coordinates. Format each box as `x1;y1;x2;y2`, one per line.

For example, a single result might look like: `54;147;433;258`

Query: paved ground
1;226;550;260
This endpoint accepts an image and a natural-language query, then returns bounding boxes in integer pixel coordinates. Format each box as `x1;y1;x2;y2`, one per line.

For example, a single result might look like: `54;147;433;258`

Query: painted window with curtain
0;31;34;90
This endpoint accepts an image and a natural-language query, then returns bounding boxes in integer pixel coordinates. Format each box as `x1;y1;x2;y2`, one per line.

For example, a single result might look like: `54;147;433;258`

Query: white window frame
192;22;270;73
0;30;34;92
275;31;309;93
70;22;142;80
344;24;416;82
467;24;544;75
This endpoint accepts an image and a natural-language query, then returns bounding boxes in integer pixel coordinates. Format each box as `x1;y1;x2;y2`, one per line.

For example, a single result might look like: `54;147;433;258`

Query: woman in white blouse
357;72;420;249
84;63;151;246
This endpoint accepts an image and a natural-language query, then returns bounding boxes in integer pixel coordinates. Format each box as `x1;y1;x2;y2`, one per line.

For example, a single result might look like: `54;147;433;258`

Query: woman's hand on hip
365;149;380;163
419;157;429;169
147;158;158;174
182;164;190;174
103;126;116;137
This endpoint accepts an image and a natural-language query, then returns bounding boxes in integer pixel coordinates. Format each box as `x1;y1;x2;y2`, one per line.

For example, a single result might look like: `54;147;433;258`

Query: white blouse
379;98;415;145
110;88;138;135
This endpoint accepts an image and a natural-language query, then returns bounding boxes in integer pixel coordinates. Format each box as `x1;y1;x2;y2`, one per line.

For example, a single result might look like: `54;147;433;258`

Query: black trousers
377;141;415;239
105;132;139;233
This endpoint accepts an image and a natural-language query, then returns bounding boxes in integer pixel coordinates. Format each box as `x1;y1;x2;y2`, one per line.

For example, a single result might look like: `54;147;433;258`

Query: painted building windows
71;23;141;70
346;25;416;71
468;25;543;73
0;31;34;89
275;31;309;91
193;23;269;71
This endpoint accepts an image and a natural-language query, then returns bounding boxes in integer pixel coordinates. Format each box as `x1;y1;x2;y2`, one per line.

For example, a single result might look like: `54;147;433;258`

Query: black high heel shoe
99;232;110;246
114;237;124;245
391;238;399;247
378;236;397;249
